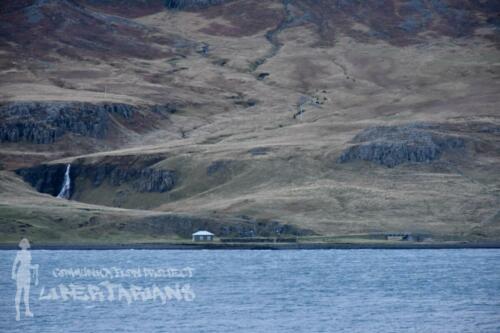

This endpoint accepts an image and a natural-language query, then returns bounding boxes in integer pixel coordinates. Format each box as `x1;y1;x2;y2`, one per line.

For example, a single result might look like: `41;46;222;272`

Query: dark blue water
1;249;499;332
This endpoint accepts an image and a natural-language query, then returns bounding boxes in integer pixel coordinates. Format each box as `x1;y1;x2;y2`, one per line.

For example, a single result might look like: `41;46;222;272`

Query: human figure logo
11;238;38;321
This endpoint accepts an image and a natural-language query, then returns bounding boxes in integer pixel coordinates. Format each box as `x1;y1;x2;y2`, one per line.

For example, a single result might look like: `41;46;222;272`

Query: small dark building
385;233;413;241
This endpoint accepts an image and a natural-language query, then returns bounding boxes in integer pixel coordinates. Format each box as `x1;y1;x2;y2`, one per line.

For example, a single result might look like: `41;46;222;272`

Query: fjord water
1;249;499;333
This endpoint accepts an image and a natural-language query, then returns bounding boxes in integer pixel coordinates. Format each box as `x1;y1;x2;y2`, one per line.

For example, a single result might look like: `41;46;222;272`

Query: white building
192;230;215;242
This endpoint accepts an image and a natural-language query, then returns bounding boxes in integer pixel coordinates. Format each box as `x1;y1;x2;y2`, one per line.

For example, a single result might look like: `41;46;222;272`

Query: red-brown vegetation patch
197;0;285;37
0;0;168;61
77;0;166;18
296;0;500;47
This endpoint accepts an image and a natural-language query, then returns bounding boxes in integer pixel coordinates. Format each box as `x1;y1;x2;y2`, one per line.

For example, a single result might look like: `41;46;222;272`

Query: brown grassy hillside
1;0;499;244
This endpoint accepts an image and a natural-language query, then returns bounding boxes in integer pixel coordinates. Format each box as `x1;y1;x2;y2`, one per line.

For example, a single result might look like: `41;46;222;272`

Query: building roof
192;230;214;236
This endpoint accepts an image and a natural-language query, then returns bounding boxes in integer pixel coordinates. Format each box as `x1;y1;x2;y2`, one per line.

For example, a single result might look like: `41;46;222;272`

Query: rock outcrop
338;123;467;167
0;101;174;144
16;164;69;196
78;164;177;193
0;101;108;144
248;147;269;156
120;215;314;239
17;162;177;198
164;0;227;9
206;160;233;176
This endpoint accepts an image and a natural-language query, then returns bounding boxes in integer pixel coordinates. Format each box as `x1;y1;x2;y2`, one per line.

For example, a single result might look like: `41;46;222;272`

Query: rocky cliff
15;164;69;196
337;122;497;167
0;101;174;144
164;0;227;9
79;164;177;193
16;162;177;198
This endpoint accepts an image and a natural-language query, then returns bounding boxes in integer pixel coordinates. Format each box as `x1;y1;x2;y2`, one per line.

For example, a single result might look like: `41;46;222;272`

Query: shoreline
1;242;500;250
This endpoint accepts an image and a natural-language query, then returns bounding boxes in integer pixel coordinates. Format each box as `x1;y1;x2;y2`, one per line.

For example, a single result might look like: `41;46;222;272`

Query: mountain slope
1;0;499;244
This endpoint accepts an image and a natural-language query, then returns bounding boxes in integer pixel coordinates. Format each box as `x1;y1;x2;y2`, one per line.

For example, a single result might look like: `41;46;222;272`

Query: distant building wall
192;235;214;241
385;233;412;241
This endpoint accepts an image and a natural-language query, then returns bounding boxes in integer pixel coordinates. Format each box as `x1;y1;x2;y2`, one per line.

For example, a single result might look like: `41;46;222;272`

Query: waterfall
57;164;71;199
